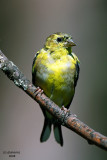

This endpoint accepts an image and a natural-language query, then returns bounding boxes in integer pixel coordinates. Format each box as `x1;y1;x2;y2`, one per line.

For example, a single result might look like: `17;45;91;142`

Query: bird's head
44;32;76;51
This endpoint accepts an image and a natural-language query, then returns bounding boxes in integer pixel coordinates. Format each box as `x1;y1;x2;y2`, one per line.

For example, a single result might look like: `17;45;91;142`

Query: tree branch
0;50;107;151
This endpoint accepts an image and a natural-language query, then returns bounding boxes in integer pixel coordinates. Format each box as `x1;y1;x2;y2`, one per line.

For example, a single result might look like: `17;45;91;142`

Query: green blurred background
0;0;107;159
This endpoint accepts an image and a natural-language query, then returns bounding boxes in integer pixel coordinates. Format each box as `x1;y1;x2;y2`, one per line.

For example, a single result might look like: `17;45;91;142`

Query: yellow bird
32;32;80;146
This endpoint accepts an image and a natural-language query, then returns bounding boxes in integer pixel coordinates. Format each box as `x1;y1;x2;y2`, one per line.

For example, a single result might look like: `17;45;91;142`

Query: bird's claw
61;106;70;113
34;87;43;96
61;106;71;117
61;106;77;118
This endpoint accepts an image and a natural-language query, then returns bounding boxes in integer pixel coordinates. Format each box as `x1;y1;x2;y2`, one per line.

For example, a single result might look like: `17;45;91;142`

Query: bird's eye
57;37;63;42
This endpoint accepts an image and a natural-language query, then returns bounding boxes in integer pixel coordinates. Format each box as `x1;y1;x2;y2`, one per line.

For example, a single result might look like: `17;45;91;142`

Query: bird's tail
40;118;52;142
53;124;63;146
40;119;63;146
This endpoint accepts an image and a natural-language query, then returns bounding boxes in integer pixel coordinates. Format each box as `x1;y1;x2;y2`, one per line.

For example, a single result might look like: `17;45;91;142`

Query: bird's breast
34;54;76;107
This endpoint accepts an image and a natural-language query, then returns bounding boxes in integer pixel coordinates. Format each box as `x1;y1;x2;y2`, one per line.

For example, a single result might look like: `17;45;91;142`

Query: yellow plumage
32;32;80;146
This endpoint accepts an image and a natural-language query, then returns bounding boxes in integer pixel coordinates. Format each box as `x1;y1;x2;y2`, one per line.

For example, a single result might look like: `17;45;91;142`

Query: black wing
74;61;80;88
65;61;80;109
32;51;39;84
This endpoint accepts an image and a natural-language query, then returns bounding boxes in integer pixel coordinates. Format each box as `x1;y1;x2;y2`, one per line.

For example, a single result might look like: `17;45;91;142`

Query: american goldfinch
32;32;80;146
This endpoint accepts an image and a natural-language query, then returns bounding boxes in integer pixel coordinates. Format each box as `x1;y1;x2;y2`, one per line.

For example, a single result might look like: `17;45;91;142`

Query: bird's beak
67;39;76;46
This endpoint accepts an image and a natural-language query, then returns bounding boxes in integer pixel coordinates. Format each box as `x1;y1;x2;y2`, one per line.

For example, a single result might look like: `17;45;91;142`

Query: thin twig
0;50;107;151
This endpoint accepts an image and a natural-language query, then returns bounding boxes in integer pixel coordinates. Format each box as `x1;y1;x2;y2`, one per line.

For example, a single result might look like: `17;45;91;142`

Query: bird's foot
34;87;43;96
61;106;77;118
61;106;71;117
61;106;70;114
